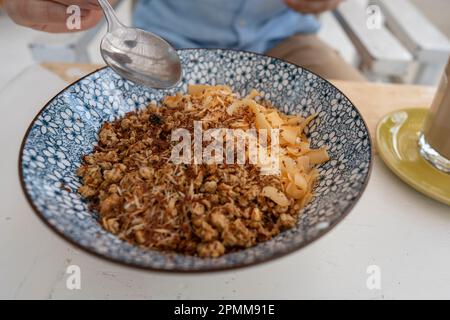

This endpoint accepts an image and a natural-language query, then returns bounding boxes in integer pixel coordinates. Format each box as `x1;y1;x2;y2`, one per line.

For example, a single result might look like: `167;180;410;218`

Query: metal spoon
97;0;182;88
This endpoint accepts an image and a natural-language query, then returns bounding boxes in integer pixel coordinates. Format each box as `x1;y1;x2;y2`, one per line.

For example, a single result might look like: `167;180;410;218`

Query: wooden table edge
41;62;437;155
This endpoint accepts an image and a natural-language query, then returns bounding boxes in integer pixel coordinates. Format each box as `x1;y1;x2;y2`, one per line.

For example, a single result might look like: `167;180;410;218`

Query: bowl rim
18;48;374;273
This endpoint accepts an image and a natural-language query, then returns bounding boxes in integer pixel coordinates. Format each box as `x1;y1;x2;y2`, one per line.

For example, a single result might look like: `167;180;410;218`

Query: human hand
4;0;104;33
284;0;343;14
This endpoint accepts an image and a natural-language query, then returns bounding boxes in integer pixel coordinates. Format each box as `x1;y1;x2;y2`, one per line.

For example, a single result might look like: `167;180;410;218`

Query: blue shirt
133;0;320;53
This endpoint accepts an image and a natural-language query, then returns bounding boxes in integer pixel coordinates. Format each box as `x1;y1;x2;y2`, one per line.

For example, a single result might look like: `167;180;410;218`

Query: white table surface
0;65;449;300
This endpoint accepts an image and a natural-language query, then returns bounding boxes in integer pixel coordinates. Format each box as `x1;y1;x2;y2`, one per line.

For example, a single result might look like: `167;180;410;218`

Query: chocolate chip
149;113;163;125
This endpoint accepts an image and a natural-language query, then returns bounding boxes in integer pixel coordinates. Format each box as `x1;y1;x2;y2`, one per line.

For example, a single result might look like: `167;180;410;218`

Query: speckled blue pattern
20;49;372;271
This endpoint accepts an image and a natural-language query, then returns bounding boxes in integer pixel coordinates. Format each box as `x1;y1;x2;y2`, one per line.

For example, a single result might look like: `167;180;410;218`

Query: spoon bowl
98;0;182;88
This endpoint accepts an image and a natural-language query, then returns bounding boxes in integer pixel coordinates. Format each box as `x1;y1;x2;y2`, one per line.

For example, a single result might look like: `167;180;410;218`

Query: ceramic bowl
19;49;372;271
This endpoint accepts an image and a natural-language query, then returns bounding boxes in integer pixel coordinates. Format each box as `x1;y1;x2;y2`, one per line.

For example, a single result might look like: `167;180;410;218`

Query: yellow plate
376;108;450;206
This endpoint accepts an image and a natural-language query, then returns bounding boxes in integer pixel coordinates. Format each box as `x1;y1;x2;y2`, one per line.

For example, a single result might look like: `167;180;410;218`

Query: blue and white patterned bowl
19;49;372;272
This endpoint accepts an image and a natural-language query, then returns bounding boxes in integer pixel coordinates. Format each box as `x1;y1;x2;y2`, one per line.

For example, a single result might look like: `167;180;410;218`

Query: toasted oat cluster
77;85;329;257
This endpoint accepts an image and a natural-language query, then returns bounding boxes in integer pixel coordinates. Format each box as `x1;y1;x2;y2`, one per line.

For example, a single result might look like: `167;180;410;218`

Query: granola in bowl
76;84;329;258
21;49;372;271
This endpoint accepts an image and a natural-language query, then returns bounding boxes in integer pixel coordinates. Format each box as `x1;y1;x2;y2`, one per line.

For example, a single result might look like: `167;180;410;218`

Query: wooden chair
333;0;450;84
27;0;450;85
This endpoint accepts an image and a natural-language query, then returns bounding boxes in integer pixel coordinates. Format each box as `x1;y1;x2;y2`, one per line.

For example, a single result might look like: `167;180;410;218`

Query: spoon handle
97;0;124;32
